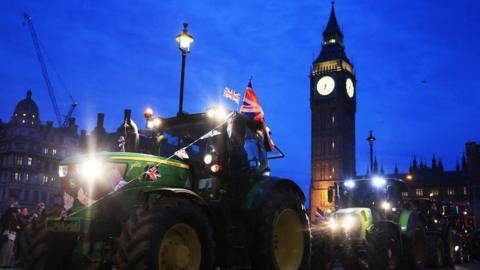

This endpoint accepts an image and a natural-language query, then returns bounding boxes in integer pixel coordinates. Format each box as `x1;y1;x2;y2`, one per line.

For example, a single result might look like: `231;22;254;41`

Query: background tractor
22;109;311;270
312;177;428;270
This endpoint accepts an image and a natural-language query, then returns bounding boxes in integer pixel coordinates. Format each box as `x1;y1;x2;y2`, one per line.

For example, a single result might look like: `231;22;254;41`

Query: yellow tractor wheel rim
158;223;201;270
273;208;305;270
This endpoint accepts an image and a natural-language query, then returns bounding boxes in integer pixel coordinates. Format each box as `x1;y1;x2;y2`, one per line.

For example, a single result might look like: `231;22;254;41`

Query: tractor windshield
336;179;405;210
337;180;388;208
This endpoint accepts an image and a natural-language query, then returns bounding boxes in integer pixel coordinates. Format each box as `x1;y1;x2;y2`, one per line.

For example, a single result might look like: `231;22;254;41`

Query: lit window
16;156;23;166
329;38;336;43
331;115;335;124
463;187;467;195
25;173;29;181
332;141;335;150
402;192;409;197
416;188;424;197
44;148;48;155
52;149;57;155
27;157;33;166
32;115;35;118
23;113;26;116
22;120;25;124
14;172;20;181
431;189;439;196
447;188;455;196
332;167;335;173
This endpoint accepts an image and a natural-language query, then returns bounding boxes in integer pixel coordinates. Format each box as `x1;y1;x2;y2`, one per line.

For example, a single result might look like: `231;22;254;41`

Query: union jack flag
240;81;264;121
240;81;275;151
223;87;240;104
146;166;160;181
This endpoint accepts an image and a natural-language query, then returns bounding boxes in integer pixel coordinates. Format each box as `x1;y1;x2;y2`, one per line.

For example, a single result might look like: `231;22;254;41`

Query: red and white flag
240;81;275;151
223;87;241;104
146;166;160;181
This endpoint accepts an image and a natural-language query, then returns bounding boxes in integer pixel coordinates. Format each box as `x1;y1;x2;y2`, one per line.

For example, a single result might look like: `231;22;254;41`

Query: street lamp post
176;23;194;116
366;130;376;175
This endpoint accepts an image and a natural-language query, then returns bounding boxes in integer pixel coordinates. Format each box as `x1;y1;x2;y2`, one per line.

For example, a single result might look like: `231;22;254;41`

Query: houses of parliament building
309;3;480;218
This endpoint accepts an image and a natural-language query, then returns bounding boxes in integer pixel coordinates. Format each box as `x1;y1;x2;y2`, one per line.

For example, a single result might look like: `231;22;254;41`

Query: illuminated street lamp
176;23;194;116
366;130;376;174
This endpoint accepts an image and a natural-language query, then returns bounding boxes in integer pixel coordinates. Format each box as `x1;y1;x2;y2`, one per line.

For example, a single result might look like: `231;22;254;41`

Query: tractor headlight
58;165;69;177
344;180;356;188
381;200;391;211
340;214;358;231
77;159;103;181
328;218;337;230
206;106;228;121
372;176;386;188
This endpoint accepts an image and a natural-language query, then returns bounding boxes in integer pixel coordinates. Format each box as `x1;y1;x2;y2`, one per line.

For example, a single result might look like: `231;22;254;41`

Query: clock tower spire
310;3;356;217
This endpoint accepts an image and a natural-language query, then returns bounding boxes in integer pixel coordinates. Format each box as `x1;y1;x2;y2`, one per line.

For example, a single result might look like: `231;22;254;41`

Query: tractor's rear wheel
252;189;311;270
426;234;444;268
366;225;401;270
403;221;426;270
113;197;214;270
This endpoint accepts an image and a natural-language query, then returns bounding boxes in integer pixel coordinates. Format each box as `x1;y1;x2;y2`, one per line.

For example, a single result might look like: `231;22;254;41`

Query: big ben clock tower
310;2;356;217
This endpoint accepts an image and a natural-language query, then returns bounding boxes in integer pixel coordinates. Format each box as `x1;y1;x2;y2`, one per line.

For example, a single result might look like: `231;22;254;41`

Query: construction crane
23;13;77;128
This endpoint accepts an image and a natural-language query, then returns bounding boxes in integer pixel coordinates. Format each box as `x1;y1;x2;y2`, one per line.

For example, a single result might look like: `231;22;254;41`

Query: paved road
331;260;480;269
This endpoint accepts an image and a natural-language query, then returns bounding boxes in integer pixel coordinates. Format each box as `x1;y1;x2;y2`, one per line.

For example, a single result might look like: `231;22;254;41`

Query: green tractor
23;109;311;270
312;177;428;270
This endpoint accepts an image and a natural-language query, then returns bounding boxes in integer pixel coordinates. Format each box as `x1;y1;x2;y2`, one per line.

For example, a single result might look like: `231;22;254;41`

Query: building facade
389;143;480;217
310;3;356;217
0;90;81;209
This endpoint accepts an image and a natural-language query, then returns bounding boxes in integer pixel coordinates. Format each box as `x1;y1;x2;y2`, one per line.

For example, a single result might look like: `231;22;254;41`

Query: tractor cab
330;177;407;216
142;108;284;203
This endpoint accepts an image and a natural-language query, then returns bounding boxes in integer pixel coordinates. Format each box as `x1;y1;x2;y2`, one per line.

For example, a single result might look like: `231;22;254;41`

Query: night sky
1;0;479;194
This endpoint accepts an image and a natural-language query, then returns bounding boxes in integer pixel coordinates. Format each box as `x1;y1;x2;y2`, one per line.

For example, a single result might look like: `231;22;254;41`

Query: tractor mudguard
245;177;306;210
141;187;209;207
402;210;426;239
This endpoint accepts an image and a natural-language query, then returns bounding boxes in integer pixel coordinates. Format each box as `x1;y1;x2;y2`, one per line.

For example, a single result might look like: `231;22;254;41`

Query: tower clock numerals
316;76;335;96
346;78;355;98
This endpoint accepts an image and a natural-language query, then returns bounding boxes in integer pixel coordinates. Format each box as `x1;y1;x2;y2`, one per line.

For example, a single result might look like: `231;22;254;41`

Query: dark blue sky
1;0;479;193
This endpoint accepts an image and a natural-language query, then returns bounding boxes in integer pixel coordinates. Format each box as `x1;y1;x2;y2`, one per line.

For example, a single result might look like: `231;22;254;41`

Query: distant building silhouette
0;90;80;209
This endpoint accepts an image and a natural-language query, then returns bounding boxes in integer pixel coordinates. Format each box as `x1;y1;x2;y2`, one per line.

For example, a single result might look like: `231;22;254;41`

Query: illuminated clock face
316;76;335;96
346;78;355;98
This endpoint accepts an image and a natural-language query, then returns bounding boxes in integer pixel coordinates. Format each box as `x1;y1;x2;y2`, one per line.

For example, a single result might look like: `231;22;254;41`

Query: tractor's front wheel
114;197;215;270
366;225;401;270
252;189;311;270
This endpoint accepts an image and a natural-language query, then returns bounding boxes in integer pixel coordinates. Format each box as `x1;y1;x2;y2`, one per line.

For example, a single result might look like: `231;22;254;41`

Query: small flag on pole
117;136;126;152
223;87;241;104
174;148;190;160
146;166;160;181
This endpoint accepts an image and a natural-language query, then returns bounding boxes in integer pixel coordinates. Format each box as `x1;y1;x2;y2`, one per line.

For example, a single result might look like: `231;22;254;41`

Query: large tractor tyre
425;234;444;268
311;229;334;270
443;228;456;266
113;197;215;270
402;221;426;270
366;225;401;270
252;189;311;270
